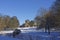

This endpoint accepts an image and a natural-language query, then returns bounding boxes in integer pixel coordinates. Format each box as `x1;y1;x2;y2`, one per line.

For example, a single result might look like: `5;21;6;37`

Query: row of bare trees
34;0;60;29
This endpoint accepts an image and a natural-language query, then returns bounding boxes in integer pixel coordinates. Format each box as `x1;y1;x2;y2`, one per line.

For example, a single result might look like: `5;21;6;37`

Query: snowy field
0;32;60;40
0;27;60;40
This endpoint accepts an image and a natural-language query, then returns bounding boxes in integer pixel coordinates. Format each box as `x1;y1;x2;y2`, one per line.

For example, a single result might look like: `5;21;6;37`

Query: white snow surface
1;32;60;40
0;27;60;40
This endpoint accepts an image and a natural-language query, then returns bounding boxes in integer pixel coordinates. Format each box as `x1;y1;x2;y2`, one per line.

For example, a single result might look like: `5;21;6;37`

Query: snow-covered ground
1;32;60;40
0;27;59;34
0;27;60;40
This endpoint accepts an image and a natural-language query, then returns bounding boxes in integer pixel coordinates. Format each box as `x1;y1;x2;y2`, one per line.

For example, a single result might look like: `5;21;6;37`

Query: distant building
25;20;30;27
33;22;37;27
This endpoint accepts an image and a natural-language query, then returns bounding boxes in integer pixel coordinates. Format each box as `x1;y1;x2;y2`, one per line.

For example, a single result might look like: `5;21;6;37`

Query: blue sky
0;0;55;25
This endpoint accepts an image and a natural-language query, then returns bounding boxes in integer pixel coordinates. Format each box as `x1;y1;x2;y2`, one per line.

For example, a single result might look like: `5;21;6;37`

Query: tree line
20;0;60;30
34;0;60;29
1;0;60;31
0;15;19;30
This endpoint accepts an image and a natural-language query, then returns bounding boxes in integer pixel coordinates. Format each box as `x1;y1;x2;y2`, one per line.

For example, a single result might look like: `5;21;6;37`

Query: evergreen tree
3;15;10;29
9;16;19;29
0;16;4;30
29;20;34;27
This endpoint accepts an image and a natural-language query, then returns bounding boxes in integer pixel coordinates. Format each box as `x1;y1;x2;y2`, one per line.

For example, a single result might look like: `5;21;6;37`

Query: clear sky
0;0;55;25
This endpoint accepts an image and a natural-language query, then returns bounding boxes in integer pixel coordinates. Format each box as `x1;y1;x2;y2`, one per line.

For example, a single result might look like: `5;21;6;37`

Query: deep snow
1;32;60;40
0;27;60;40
